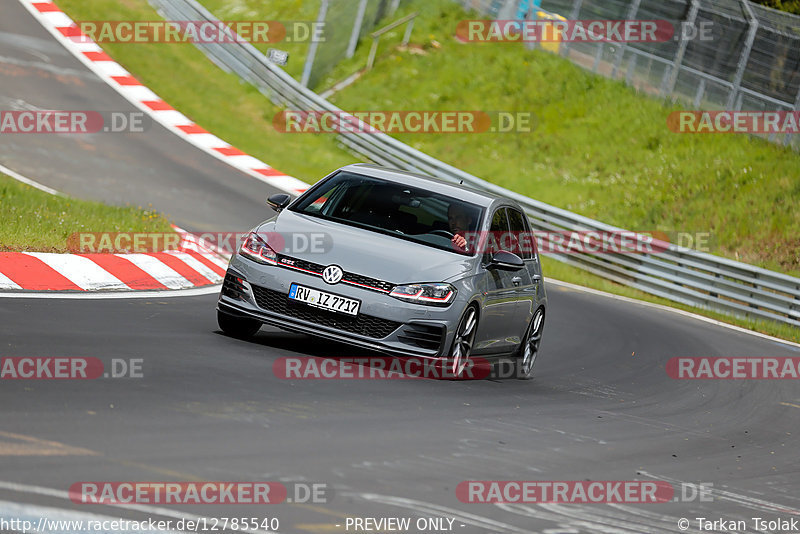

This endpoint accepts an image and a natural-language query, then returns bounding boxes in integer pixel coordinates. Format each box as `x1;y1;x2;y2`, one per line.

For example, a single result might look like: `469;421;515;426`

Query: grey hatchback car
217;164;546;379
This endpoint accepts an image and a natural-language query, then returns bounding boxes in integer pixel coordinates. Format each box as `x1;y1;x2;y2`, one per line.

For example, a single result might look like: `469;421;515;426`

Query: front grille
276;254;395;293
397;323;445;352
251;285;402;339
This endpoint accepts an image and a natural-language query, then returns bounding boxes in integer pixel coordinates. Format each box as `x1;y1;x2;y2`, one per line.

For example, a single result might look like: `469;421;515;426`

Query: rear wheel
217;309;261;340
447;306;478;378
513;307;545;380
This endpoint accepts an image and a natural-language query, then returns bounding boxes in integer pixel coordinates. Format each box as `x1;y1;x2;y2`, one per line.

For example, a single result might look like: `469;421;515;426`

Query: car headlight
239;231;277;265
389;283;456;306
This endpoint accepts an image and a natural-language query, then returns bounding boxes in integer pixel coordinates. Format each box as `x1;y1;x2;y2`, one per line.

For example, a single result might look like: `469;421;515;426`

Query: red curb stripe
111;75;141;86
0;253;82;291
84;51;113;62
185;252;226;277
80;254;167;290
214;146;247;157
142;100;175;111
148;253;212;286
57;26;85;39
33;2;59;12
253;168;286;177
177;124;210;135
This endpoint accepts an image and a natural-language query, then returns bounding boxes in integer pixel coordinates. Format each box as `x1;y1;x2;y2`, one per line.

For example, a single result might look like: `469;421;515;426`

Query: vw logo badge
322;265;343;285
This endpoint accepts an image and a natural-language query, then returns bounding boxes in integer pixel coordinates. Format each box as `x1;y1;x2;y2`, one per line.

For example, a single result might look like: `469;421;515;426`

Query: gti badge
322;265;343;285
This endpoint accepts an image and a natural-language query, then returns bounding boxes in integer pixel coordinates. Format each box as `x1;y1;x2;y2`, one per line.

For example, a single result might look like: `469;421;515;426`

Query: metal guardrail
150;0;800;328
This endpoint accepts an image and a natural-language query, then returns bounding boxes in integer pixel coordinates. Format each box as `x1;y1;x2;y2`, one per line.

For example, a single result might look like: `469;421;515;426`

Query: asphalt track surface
2;2;800;533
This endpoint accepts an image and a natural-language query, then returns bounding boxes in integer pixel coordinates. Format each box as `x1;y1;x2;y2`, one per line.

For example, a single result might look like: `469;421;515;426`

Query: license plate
288;283;361;316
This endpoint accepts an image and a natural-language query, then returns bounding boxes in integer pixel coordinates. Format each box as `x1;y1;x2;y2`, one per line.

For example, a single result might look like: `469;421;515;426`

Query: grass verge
53;0;799;343
0;174;174;253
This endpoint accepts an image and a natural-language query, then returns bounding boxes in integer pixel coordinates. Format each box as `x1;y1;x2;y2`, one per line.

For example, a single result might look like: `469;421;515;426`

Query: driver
448;203;473;251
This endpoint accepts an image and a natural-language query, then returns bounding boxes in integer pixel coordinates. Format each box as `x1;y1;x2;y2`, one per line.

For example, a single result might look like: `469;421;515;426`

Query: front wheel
513;307;545;380
447;306;478;378
217;309;261;340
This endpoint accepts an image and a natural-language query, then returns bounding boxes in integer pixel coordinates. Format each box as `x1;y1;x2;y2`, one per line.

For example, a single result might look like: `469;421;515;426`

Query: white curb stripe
114;254;191;289
167;251;223;283
0;272;22;290
22;252;130;290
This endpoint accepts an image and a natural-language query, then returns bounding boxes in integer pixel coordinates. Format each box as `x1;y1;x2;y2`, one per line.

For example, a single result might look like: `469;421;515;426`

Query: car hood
257;210;476;284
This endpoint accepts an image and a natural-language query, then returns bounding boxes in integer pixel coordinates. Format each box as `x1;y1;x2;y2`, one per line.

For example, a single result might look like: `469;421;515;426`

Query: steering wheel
429;229;455;239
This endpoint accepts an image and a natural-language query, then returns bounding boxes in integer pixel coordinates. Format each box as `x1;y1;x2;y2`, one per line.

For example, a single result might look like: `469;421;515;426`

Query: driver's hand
451;233;467;251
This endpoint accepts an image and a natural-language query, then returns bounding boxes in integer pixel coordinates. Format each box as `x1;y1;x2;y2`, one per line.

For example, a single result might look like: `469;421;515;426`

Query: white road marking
0;285;220;299
548;278;800;350
0;162;61;195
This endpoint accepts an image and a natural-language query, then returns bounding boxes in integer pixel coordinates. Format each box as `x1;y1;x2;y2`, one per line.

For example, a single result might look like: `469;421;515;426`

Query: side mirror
488;251;525;271
267;193;292;212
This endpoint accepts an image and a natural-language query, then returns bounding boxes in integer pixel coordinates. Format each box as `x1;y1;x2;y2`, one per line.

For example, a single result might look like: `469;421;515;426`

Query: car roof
339;163;508;208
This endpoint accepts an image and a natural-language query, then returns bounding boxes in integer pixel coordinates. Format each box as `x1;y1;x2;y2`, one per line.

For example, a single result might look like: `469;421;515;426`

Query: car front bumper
216;255;465;360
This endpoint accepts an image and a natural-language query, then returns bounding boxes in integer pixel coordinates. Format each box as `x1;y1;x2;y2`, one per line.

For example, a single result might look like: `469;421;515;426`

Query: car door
506;207;541;341
472;207;523;354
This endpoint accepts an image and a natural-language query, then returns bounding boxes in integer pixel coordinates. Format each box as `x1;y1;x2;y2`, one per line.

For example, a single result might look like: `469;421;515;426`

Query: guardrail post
663;0;700;97
612;0;642;79
301;0;329;87
693;77;706;107
402;18;414;45
367;36;379;70
559;0;582;57
726;0;758;110
794;81;800;111
346;0;369;59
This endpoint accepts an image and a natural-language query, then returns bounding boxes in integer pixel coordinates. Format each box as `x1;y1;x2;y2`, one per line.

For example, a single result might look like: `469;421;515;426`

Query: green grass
52;0;800;342
0;174;173;252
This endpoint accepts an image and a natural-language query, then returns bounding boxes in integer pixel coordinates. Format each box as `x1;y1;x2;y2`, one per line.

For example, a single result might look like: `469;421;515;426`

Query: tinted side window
488;208;512;255
490;208;509;234
506;208;533;259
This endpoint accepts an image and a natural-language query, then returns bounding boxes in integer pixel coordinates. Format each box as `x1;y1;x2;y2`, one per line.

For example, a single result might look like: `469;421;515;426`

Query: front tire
513;307;544;380
217;309;261;340
446;305;478;378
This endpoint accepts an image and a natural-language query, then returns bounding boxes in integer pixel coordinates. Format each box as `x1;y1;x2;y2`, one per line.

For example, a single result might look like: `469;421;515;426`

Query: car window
490;208;509;234
506;208;533;259
291;171;484;255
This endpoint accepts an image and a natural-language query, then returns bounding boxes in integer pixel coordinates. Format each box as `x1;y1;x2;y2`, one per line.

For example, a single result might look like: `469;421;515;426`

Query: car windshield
291;171;484;255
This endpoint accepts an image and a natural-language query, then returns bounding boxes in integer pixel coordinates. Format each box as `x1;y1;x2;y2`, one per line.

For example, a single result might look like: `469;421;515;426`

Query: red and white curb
19;0;310;197
0;227;229;292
